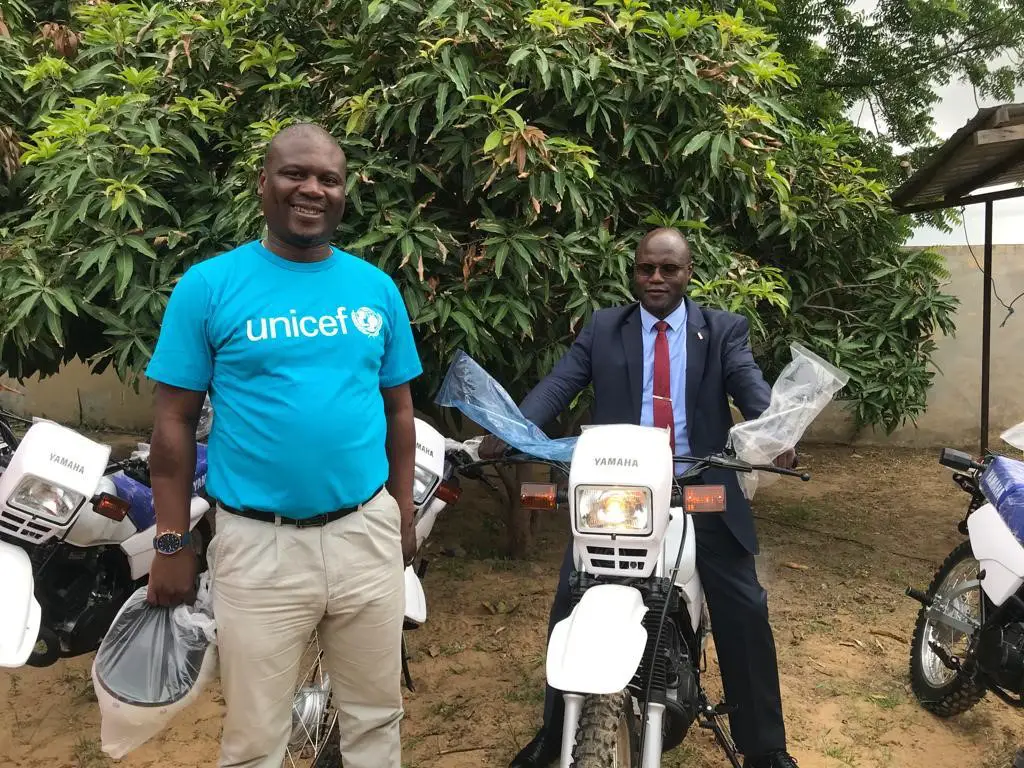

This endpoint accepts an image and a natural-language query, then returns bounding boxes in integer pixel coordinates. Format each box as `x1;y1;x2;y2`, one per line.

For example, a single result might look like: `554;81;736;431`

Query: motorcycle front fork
559;693;666;768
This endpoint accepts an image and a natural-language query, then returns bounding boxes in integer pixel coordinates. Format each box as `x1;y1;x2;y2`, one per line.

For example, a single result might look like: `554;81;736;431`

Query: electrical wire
960;205;1024;327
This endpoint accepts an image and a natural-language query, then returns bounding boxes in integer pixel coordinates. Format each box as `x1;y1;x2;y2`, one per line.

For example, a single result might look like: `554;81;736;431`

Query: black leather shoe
743;750;799;768
509;727;560;767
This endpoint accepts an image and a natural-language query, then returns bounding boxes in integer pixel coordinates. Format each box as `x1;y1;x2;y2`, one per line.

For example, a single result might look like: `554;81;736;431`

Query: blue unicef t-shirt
145;240;423;518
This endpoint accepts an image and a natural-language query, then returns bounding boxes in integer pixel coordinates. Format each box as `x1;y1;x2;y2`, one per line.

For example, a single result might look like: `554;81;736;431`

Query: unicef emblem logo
352;307;384;338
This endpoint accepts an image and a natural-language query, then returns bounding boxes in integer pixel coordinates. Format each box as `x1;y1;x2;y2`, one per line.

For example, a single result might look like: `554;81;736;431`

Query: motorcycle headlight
575;486;652;535
412;465;439;506
7;475;84;524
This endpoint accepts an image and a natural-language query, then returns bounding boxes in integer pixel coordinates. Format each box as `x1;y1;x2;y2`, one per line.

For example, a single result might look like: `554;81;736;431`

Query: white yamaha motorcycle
907;419;1024;718
0;403;468;767
0;411;211;669
436;343;849;767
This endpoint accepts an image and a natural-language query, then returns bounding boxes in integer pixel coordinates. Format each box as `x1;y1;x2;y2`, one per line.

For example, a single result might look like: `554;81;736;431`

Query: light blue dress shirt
639;302;690;462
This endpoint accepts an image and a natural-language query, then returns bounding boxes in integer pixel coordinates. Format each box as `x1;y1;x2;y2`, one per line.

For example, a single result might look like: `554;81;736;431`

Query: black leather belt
217;484;384;528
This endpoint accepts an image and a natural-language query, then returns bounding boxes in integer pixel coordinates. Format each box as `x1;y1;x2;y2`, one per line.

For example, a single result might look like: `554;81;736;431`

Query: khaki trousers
207;488;405;768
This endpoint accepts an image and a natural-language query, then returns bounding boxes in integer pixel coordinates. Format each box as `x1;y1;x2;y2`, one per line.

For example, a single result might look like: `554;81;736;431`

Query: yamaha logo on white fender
50;453;85;474
594;457;639;468
416;442;434;457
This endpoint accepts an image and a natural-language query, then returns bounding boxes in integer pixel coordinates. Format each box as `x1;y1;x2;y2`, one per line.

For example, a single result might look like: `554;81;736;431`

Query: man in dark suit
480;227;798;768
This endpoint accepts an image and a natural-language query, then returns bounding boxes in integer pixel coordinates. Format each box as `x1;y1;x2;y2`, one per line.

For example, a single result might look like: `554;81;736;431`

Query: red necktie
653;321;675;453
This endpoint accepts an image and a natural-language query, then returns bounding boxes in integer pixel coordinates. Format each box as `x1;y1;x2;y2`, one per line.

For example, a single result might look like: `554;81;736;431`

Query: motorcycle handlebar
674;453;811;482
489;447;810;481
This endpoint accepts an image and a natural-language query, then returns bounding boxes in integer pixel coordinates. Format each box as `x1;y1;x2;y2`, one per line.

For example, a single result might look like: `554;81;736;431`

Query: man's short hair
264;122;343;169
636;227;689;258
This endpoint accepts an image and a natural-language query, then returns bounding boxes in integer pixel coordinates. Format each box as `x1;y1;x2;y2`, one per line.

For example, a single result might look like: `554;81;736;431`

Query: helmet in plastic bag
90;580;218;758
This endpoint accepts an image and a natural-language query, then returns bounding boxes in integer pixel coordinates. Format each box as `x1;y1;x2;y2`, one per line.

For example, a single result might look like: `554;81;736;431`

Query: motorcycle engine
976;622;1024;694
35;545;132;657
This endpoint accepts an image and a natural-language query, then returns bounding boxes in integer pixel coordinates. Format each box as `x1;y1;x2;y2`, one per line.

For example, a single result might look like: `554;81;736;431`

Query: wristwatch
153;530;192;555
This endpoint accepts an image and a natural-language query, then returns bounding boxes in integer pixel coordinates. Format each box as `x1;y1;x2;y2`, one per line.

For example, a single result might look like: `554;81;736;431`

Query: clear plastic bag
1001;421;1024;452
445;435;483;462
91;572;218;758
727;342;850;499
434;349;577;462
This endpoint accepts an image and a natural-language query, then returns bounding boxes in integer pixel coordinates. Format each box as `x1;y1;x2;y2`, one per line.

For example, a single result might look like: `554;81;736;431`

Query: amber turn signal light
435;481;462;505
520;482;558;510
684;485;726;514
93;492;131;521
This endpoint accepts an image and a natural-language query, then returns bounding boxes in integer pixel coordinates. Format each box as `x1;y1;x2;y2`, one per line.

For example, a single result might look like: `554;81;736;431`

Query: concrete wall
803;244;1024;449
3;244;1024;447
0;359;156;433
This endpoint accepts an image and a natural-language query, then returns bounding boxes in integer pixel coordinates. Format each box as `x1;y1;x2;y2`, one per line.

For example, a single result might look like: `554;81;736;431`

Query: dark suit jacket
518;297;771;554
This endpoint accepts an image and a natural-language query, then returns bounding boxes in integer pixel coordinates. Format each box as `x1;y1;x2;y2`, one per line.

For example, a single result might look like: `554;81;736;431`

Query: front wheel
909;540;986;716
570;691;638;768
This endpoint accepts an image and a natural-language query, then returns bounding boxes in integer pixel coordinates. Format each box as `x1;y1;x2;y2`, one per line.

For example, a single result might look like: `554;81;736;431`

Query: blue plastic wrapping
434;350;577;463
981;455;1024;542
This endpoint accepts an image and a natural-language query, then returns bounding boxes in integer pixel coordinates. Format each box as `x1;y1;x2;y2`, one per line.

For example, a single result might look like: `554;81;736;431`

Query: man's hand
401;510;417;567
147;548;197;607
479;434;508;460
773;448;798;470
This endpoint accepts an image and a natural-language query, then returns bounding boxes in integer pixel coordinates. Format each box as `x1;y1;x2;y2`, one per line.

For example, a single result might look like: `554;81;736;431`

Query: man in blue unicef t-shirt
144;123;421;768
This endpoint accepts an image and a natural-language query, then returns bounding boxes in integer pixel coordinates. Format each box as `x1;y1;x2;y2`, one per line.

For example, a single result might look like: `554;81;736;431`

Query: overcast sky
841;9;1024;247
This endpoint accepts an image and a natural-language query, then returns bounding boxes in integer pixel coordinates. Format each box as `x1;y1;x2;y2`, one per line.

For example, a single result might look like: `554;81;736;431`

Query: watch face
155;532;183;554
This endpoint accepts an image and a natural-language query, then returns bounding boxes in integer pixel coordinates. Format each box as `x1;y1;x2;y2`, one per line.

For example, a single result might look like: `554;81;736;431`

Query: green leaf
425;0;454;20
681;130;712;157
349;231;392;250
77;242;116;278
66;166;87;198
45;308;64;346
125;235;158;259
450;310;478;340
483;130;502;152
508;48;531;68
115;251;135;298
53;288;79;316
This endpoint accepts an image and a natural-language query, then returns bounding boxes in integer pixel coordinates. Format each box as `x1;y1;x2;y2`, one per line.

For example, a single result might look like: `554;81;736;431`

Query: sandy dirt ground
2;444;1024;767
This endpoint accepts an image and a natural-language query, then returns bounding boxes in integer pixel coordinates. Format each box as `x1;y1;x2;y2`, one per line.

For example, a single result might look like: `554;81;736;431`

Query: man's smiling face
258;129;346;249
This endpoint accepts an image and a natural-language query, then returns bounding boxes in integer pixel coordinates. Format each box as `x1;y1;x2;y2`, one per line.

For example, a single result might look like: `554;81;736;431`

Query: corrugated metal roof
891;102;1024;211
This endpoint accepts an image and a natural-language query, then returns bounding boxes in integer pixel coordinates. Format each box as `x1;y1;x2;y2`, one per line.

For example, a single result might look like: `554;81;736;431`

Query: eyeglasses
634;263;686;279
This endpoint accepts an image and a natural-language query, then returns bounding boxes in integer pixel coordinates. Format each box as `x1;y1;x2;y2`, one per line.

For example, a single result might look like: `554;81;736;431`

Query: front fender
546;584;648;695
0;542;40;668
403;566;427;626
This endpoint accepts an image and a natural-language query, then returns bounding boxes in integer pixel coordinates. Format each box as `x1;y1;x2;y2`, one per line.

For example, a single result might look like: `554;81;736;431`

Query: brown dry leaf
531;197;541;215
514;142;527;174
165;42;181;75
427;645;441;658
417;252;425;282
41;23;79;59
182;33;193;67
0;13;9;38
0;126;21;181
782;562;809;571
